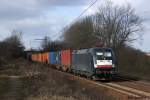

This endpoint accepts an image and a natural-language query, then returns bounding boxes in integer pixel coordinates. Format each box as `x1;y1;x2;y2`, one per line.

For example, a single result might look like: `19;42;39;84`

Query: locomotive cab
92;48;115;79
71;47;116;80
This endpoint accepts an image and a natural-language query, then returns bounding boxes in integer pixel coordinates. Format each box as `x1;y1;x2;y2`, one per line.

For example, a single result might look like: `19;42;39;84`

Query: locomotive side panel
71;52;95;77
71;49;95;77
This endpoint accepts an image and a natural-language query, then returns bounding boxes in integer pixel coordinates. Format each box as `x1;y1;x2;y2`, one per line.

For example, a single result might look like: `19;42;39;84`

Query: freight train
29;47;116;80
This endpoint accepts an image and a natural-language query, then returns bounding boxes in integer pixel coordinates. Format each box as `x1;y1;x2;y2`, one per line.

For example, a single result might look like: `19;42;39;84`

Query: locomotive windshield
96;47;112;60
96;52;112;60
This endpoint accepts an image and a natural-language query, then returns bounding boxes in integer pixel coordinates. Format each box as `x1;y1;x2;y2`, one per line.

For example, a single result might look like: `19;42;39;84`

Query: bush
116;46;150;79
0;31;25;65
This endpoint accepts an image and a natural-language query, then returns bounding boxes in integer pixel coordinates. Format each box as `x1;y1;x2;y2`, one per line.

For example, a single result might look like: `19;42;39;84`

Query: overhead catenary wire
38;0;99;39
69;0;99;25
57;0;99;38
31;0;99;49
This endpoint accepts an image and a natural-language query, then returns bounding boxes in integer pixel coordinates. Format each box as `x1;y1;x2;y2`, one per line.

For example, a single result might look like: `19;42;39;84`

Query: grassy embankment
0;59;117;100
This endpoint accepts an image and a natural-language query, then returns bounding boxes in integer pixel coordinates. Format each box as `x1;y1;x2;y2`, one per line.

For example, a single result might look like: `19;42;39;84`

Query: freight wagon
30;47;116;79
61;50;72;71
49;52;57;65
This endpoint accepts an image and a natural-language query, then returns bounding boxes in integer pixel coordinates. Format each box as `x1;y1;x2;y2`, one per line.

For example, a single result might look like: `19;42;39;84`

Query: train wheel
62;65;67;72
67;68;71;73
91;75;97;80
86;75;91;79
56;65;60;70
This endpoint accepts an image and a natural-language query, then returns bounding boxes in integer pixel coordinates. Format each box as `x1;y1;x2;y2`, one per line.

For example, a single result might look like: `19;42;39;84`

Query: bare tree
93;1;142;48
63;16;95;49
41;36;63;51
41;36;51;51
62;1;142;50
0;30;24;65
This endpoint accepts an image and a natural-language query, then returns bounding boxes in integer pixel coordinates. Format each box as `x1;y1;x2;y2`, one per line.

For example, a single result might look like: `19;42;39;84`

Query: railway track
51;68;150;100
83;77;150;100
111;75;150;93
105;82;150;99
113;75;150;86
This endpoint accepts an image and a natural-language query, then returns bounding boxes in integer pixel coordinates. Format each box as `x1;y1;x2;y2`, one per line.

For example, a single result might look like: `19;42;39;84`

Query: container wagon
55;51;61;69
49;52;57;65
61;50;72;72
41;52;49;63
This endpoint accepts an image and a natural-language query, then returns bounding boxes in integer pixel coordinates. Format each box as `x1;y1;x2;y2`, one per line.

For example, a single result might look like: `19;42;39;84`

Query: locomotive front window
96;52;112;60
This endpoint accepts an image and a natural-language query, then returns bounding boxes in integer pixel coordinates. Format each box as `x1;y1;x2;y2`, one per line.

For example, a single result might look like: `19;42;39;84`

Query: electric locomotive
71;47;115;79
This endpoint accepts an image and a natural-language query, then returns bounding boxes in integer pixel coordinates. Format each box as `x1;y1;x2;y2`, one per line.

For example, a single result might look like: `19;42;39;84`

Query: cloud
84;0;150;52
0;0;90;21
0;0;92;49
0;0;149;51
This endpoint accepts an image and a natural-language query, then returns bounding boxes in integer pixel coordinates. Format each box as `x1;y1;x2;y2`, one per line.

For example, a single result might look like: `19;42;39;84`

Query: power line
34;39;45;41
57;0;99;38
31;0;99;48
71;0;98;24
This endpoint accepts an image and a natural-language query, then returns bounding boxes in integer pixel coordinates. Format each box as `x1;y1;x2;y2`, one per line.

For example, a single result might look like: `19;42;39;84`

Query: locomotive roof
72;47;113;54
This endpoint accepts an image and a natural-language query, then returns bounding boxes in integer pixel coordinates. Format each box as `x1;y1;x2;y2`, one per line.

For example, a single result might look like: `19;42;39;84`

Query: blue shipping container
49;52;57;64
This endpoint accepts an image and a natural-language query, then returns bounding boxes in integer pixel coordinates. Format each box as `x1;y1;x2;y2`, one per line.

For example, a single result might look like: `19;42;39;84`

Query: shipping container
41;53;44;63
61;50;72;71
45;52;49;63
31;54;33;61
34;54;38;62
41;52;49;63
32;53;39;62
36;53;39;62
34;54;37;62
31;54;35;61
49;52;57;64
37;53;42;62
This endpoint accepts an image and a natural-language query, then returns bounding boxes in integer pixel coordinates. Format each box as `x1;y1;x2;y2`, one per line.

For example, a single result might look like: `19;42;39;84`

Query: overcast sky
0;0;149;52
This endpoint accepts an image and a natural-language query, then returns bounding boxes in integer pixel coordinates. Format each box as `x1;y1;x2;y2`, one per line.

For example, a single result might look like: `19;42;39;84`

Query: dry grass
27;95;77;100
0;59;116;100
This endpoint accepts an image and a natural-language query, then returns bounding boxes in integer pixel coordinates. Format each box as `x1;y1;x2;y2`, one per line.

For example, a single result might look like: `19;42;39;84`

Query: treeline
0;30;24;65
117;46;150;79
42;1;142;50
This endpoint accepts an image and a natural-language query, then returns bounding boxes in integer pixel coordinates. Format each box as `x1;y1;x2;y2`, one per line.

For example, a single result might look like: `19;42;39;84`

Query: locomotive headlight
112;64;115;68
